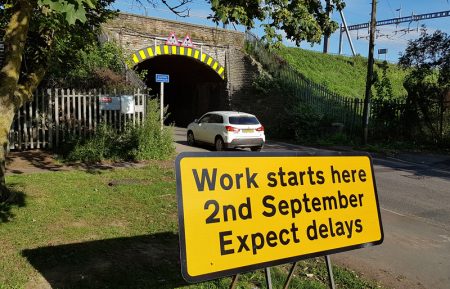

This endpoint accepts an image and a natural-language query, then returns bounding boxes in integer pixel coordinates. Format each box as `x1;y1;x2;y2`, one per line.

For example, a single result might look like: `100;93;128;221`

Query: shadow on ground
372;157;450;181
23;232;188;289
0;186;26;223
6;150;65;173
6;149;145;175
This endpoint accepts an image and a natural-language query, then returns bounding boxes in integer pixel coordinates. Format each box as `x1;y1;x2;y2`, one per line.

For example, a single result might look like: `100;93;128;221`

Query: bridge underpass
135;55;228;127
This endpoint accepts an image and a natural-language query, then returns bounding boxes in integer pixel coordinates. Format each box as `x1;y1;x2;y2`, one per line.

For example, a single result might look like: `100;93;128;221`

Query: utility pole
362;0;377;145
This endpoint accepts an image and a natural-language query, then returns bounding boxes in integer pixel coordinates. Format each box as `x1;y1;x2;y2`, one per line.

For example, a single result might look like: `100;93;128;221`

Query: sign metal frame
176;151;384;283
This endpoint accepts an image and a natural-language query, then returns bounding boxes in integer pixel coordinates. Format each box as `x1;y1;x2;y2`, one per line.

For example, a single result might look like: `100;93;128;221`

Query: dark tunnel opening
136;55;228;127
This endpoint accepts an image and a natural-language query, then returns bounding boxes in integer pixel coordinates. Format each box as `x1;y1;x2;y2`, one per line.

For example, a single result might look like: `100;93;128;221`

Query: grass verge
1;164;385;289
276;47;408;99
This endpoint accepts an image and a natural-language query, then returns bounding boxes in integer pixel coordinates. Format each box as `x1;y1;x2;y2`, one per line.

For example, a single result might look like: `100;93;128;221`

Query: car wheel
187;131;195;146
215;137;224;151
251;146;262;152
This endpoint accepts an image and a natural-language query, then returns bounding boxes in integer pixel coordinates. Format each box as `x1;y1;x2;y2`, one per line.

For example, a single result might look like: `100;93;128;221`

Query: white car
186;111;265;151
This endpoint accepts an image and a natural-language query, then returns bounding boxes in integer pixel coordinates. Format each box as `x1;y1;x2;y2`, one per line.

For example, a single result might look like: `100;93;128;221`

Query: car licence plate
242;129;254;133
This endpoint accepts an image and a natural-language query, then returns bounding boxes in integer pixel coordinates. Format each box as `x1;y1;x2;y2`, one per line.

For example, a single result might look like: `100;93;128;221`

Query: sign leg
229;274;239;289
265;267;273;289
160;82;164;130
325;255;336;289
283;262;298;289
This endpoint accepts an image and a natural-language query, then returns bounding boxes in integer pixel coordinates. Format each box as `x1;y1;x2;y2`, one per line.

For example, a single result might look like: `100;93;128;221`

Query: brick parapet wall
104;13;245;48
103;13;245;69
106;27;228;68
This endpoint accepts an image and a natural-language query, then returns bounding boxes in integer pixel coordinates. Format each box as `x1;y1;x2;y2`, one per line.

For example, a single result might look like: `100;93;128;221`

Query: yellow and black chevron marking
131;45;225;80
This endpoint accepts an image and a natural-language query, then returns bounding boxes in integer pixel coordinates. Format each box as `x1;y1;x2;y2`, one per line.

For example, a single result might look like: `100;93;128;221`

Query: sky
110;0;450;63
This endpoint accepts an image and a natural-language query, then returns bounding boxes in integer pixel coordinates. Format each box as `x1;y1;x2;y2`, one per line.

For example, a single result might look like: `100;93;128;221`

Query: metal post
363;0;377;145
338;23;344;55
283;262;298;289
339;10;356;56
229;274;239;289
160;82;164;130
265;267;273;289
325;255;336;289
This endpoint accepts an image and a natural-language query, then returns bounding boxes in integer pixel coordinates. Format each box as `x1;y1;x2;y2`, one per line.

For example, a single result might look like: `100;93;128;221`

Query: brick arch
130;44;225;79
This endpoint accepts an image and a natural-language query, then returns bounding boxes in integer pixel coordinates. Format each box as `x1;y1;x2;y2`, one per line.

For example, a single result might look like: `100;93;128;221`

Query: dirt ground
6;150;70;175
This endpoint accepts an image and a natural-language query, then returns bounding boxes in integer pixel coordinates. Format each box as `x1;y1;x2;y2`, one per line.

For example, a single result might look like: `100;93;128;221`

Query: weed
66;99;175;163
132;99;175;160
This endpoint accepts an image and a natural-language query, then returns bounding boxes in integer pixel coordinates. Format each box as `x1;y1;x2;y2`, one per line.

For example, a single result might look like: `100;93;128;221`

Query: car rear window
229;116;260;125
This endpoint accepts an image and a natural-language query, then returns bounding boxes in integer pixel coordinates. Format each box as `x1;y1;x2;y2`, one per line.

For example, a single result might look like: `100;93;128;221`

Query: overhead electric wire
386;0;396;18
343;10;450;31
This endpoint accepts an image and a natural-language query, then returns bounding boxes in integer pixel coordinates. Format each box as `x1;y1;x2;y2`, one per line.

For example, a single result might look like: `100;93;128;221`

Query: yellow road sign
176;152;383;282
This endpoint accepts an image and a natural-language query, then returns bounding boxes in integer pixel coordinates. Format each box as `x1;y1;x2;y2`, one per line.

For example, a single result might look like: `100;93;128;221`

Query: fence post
61;88;66;141
23;100;29;150
47;89;52;149
83;91;87;138
93;89;98;131
55;89;59;148
77;89;82;137
71;88;75;136
36;91;40;149
89;90;93;136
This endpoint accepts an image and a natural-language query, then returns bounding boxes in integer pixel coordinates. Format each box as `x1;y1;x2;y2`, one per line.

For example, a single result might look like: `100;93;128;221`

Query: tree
398;30;450;143
371;61;399;139
0;0;346;197
0;0;115;198
208;0;345;47
373;61;394;101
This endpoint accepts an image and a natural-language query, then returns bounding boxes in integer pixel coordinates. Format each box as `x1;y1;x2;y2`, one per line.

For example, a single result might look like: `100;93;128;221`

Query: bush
66;99;175;163
45;42;135;90
285;102;324;143
132;99;175;160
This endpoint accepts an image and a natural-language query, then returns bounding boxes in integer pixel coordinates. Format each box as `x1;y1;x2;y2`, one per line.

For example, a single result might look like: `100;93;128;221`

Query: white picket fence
8;89;148;151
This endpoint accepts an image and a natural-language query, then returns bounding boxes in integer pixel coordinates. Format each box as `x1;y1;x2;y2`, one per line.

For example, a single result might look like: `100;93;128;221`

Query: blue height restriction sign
156;74;170;83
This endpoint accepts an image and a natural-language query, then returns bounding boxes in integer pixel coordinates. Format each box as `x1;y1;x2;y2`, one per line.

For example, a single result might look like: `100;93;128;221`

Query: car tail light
225;126;240;132
256;125;264;132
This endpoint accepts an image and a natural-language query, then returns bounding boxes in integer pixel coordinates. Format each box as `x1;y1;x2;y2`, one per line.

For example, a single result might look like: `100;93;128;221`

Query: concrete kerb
323;145;450;172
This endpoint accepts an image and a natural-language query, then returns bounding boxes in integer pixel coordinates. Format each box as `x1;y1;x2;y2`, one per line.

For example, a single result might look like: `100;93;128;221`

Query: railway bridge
103;13;261;126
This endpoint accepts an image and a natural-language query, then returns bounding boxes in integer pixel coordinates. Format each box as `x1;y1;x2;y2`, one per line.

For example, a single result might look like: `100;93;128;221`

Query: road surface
174;127;450;289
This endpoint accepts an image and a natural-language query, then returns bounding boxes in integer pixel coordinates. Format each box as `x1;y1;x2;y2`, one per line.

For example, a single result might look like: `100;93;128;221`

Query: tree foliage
399;30;450;143
1;0;116;89
208;0;345;47
0;0;116;107
44;41;131;89
373;61;394;101
0;0;115;197
370;61;399;140
398;30;450;143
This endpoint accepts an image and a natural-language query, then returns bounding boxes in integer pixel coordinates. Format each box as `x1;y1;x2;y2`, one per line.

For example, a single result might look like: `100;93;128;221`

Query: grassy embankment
277;47;408;99
0;164;385;289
